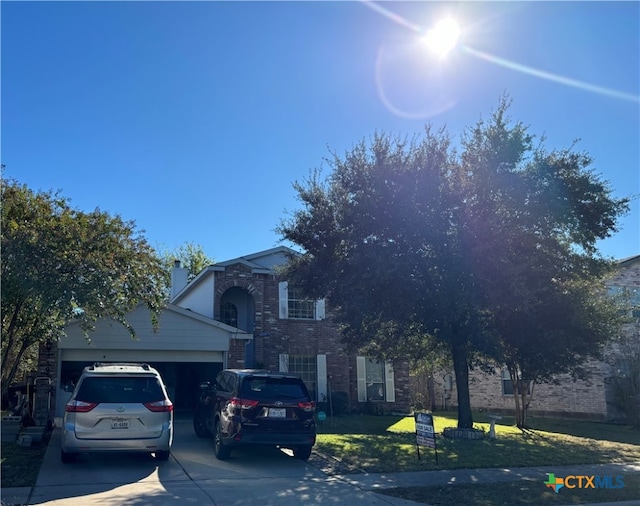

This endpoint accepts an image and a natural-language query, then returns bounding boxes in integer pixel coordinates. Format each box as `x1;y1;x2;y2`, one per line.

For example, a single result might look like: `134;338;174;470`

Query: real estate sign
415;411;438;463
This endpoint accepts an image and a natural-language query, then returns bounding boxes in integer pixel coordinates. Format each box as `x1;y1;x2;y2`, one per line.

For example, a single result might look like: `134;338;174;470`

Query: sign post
415;411;438;464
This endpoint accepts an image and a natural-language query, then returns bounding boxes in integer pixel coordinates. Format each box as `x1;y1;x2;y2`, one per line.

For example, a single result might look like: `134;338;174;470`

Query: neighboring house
429;255;640;421
38;246;410;425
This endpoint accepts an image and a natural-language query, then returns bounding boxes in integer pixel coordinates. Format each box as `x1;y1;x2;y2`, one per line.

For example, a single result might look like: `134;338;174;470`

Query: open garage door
57;350;224;417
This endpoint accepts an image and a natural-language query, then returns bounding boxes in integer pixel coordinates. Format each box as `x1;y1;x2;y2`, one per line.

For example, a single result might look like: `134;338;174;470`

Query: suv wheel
60;449;75;464
193;409;209;438
214;420;231;460
155;450;170;461
293;445;313;461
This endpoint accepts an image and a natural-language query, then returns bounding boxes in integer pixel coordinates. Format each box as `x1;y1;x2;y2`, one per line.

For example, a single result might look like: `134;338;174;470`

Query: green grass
1;442;48;488
378;473;640;505
316;412;640;473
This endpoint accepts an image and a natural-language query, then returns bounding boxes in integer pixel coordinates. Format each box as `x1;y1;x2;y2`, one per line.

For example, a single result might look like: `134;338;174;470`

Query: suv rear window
76;376;164;404
240;377;309;399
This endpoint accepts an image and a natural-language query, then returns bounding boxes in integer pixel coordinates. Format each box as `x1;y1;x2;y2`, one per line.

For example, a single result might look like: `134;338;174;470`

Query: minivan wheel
60;449;75;464
293;445;313;461
213;420;231;460
155;450;170;461
193;409;209;438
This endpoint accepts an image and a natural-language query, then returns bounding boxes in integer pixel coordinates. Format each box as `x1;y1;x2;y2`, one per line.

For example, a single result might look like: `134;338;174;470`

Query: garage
54;303;251;421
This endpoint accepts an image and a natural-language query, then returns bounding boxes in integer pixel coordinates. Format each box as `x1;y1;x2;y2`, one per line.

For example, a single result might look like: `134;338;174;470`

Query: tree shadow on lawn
523;418;640;446
466;412;640;446
316;431;640;474
316;415;407;435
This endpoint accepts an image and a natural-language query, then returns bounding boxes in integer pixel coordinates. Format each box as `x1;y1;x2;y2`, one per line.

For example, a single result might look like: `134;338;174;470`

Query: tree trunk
1;338;30;400
451;338;474;428
519;388;528;428
1;303;22;382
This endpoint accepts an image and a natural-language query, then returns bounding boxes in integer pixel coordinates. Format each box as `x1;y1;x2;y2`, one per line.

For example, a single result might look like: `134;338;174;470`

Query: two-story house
41;247;411;425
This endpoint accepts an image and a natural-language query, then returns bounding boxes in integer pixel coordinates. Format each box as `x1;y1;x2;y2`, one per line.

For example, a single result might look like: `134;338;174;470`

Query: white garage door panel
60;349;223;363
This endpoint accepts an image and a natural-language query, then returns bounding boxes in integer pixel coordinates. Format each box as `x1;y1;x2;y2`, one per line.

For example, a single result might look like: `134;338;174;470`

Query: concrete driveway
24;416;420;506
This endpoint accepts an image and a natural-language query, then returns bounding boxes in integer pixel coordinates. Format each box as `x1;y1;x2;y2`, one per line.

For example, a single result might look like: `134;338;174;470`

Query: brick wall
35;340;58;426
430;257;640;421
213;265;411;413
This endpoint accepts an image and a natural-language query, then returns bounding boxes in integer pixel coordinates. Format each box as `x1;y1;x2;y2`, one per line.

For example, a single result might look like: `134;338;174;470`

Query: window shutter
278;281;288;319
316;354;327;402
384;361;395;402
356;356;367;402
279;353;289;372
315;299;326;320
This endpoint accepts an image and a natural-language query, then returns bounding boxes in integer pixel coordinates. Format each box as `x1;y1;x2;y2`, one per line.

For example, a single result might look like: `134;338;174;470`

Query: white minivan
61;363;173;463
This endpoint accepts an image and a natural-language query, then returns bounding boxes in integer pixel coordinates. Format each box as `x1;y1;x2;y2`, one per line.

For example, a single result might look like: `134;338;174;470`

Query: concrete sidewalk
2;425;638;506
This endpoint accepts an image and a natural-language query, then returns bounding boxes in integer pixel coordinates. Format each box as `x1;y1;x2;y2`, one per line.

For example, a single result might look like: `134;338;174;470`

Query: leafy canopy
278;97;629;428
1;179;169;395
160;242;214;281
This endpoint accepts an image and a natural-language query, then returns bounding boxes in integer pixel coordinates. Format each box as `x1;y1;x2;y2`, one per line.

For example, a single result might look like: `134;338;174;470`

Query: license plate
268;408;286;418
111;419;129;429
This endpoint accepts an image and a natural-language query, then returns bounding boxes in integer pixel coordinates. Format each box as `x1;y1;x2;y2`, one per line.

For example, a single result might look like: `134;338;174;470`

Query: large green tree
278;98;628;429
1;179;169;398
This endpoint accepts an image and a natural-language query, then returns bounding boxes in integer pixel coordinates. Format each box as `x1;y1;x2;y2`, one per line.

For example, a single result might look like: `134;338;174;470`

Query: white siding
60;349;223;363
175;272;215;318
60;305;231;352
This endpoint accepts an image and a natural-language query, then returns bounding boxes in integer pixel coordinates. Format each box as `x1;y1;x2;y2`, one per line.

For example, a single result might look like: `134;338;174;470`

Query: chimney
170;260;189;301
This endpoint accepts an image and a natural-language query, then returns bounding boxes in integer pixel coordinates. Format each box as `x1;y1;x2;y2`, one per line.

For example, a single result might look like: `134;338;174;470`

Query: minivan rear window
76;376;164;404
241;377;308;399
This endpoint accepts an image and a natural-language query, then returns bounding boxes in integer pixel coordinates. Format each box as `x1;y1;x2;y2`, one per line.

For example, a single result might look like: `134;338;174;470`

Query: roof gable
618;254;640;268
171;247;301;305
217;246;300;270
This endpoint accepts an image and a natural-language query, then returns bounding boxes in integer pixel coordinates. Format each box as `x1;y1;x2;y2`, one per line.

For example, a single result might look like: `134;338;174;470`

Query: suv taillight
144;400;174;412
297;401;315;412
65;400;98;413
229;397;259;410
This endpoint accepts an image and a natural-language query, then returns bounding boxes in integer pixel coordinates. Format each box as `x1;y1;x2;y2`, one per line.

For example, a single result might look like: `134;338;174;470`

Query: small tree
493;276;623;428
1;179;169;398
161;242;214;280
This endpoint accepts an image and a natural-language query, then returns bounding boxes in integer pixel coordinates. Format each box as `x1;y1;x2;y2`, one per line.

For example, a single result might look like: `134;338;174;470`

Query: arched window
220;302;238;327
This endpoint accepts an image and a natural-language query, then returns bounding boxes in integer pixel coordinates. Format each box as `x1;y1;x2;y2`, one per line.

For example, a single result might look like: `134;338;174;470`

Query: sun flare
424;18;461;58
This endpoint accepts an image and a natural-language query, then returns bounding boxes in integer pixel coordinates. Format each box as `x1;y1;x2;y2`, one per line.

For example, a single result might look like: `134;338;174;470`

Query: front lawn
315;412;640;473
378;473;640;506
1;441;48;488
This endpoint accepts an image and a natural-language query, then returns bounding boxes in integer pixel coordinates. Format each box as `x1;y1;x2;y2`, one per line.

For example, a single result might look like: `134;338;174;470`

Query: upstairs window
287;286;316;320
278;281;325;320
220;302;238;327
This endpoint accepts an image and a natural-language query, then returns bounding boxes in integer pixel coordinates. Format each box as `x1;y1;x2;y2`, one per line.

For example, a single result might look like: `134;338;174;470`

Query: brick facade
211;260;411;413
429;255;640;420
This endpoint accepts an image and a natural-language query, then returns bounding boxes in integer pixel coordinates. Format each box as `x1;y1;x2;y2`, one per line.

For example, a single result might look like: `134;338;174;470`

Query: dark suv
193;369;316;460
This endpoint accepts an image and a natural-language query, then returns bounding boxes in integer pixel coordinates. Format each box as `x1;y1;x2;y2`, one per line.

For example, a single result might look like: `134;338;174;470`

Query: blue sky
3;1;638;263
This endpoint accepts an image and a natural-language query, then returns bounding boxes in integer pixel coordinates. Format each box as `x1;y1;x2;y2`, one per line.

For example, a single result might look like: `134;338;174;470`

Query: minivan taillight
229;398;259;410
297;401;315;412
65;400;98;413
144;400;174;412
